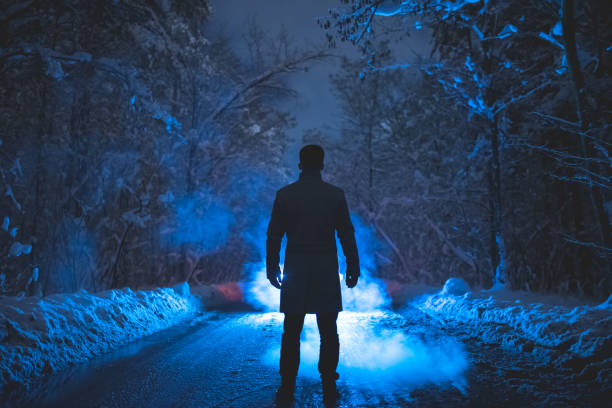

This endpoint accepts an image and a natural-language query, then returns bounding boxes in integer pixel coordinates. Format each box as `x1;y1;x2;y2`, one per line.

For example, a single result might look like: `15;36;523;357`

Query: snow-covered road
2;307;608;408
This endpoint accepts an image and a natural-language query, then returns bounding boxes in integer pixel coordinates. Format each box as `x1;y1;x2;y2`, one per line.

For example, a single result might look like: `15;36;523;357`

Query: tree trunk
490;124;507;287
485;128;507;287
562;0;611;292
481;26;507;287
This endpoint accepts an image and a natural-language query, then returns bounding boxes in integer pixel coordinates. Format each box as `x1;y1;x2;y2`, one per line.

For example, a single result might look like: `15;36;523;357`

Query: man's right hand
267;265;282;289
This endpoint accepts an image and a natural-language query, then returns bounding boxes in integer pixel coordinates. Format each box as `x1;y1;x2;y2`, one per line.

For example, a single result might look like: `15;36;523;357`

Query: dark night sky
210;0;432;168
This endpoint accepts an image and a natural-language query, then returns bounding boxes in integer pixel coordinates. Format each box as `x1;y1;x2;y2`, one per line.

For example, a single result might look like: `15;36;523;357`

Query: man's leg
316;312;339;404
277;313;305;402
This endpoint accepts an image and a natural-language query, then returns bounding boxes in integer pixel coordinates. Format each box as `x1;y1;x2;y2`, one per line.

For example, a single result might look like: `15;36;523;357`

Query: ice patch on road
0;283;200;388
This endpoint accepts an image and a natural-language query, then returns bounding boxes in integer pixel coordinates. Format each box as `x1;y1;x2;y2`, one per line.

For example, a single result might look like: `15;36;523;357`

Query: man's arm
266;192;285;289
336;191;360;288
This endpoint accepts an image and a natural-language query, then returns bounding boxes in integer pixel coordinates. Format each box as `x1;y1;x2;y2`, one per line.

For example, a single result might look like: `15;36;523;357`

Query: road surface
2;307;606;407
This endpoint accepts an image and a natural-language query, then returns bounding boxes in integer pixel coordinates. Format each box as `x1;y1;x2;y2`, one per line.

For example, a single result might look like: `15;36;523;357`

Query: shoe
275;377;295;406
322;379;339;406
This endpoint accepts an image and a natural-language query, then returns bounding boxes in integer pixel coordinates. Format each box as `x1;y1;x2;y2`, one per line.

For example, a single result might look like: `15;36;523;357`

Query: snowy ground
2;308;608;407
413;278;612;394
0;283;200;388
0;277;609;407
0;310;488;407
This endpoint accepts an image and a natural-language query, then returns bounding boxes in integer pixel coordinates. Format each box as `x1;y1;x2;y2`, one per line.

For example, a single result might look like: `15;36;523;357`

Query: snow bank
413;278;612;388
0;283;200;388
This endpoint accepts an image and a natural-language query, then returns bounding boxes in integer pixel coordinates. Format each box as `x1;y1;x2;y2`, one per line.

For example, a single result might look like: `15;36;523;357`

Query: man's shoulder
321;181;345;197
276;180;344;197
276;181;299;195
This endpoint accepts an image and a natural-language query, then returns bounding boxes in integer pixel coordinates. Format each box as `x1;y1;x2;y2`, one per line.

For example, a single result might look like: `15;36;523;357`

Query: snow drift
414;278;612;389
0;283;200;388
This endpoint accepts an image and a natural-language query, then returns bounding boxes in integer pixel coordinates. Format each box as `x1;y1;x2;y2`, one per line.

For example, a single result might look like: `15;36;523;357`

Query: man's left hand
267;265;282;289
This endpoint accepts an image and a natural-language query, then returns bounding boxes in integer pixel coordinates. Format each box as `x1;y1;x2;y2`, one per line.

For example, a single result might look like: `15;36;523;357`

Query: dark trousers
280;313;339;380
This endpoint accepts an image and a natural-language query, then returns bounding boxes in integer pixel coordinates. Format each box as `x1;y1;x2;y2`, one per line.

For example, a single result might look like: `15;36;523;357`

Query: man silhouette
266;144;360;406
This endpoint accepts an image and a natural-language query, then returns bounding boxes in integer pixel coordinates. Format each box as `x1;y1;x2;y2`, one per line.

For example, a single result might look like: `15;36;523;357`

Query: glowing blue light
244;253;389;313
240;214;469;396
248;311;468;393
244;214;391;312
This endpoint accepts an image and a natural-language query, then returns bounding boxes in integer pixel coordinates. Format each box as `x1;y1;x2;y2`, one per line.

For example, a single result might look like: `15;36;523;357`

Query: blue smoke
242;211;468;394
256;312;468;392
338;215;390;311
160;187;234;254
243;214;388;312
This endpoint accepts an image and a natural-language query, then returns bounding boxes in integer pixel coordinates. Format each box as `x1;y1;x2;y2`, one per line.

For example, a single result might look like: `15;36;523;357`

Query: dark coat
266;170;359;314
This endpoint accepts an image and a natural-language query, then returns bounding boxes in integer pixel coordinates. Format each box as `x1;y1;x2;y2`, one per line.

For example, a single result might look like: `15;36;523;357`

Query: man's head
299;144;325;171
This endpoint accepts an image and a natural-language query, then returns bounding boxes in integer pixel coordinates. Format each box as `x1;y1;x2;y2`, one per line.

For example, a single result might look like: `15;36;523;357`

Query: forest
0;0;610;301
0;1;611;406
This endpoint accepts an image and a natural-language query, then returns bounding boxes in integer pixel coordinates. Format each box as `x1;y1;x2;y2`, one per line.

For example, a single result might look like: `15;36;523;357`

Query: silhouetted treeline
0;0;319;295
1;0;610;300
319;0;611;298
